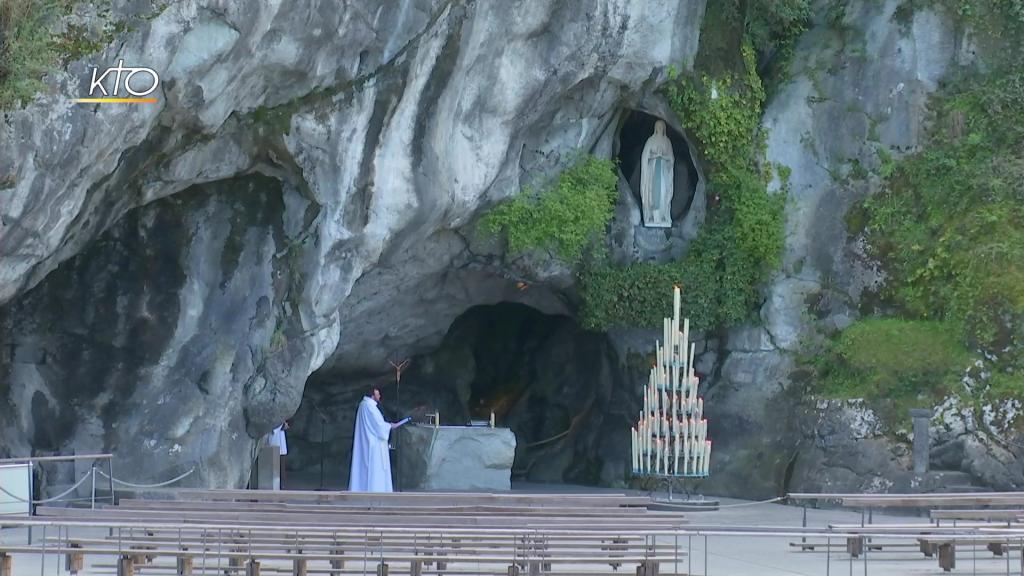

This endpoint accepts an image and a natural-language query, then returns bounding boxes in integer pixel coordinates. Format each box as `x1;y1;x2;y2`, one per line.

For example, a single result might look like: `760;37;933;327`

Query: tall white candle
673;286;681;329
689;341;697;383
663;318;670;361
681;418;690;474
631;427;636;472
673;429;681;474
645;428;651;473
703;441;711;475
682;317;689;367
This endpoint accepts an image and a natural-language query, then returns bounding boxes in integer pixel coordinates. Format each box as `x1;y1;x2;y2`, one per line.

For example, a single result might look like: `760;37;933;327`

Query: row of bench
788;491;1024;572
1;490;687;575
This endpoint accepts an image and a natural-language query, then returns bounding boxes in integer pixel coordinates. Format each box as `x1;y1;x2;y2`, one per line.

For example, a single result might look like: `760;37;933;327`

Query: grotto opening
286;302;638;488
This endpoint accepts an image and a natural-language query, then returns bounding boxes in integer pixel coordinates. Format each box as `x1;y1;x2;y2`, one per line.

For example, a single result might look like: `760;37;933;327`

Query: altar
397;424;516;491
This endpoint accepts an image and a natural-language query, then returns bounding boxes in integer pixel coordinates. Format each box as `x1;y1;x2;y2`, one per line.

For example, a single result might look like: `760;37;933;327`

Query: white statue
640;120;674;228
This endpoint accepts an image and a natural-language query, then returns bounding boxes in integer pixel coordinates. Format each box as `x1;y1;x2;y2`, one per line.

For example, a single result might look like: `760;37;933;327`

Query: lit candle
490;411;495;428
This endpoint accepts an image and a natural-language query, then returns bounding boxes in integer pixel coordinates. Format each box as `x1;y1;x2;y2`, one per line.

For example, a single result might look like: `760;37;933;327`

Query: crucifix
388;357;410;491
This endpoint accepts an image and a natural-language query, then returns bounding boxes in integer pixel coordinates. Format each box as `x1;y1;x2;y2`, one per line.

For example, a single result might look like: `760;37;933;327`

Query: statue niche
640;120;674;228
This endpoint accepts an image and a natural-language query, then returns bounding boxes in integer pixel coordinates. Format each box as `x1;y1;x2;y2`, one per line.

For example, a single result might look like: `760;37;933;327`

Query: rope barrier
95;466;195;488
0;469;93;504
715;496;786;508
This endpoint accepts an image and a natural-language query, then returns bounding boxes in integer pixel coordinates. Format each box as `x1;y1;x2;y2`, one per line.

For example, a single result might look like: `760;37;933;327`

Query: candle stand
629;286;716;510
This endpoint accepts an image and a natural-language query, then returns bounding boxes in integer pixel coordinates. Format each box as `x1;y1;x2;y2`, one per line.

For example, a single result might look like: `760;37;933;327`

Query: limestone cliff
0;0;706;486
1;0;1020;495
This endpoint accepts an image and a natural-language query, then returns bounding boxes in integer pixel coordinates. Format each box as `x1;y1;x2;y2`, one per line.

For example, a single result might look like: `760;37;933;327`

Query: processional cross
388;357;411;491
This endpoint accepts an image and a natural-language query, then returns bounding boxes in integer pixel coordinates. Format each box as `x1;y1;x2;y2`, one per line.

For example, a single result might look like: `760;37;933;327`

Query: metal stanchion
827;536;831;576
107;459;114;505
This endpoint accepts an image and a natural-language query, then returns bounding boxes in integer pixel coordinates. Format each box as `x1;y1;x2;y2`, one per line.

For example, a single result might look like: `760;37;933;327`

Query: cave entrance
396;302;630;484
290;302;637;487
617;110;699;223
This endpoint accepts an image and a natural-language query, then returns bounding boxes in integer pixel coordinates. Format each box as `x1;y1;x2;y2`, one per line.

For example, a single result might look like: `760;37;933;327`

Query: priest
348;387;406;492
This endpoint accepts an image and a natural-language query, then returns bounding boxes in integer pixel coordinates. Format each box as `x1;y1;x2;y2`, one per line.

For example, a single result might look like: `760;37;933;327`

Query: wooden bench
114;498;648;517
141;489;653;508
930;508;1024;522
34;505;690;530
5;541;685;576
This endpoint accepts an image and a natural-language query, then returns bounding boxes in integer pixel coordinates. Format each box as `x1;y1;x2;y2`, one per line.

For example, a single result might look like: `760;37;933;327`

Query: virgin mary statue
640;120;674;228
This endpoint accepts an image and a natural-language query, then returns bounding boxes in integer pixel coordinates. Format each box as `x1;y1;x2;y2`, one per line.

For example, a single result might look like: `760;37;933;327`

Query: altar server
349;387;404;492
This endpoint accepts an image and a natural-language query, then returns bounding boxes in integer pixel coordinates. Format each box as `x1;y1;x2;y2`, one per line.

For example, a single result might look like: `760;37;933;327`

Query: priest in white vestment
349;387;406;492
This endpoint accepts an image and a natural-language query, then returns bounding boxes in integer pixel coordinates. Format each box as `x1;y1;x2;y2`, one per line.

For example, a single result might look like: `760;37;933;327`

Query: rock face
286;303;638;488
2;0;1020;496
398;425;516;491
0;0;707;485
703;0;1024;498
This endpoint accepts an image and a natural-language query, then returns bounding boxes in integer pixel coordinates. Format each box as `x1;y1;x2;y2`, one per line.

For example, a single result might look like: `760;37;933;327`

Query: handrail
788;491;1024;500
0;453;113;464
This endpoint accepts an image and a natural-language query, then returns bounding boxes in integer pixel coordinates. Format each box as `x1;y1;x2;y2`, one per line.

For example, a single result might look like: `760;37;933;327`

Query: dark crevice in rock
289;301;637;487
411;5;466;168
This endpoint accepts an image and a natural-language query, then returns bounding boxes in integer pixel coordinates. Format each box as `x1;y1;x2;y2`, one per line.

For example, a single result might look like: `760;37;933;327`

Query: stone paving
2;484;1022;575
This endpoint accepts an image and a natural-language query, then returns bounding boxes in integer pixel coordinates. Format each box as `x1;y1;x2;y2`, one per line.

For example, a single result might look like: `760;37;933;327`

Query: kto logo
74;60;160;104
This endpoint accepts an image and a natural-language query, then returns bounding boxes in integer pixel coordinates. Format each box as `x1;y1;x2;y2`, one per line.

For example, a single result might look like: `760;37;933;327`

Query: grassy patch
480;155;619;264
811;318;973;420
0;0;63;108
861;71;1024;349
0;0;124;110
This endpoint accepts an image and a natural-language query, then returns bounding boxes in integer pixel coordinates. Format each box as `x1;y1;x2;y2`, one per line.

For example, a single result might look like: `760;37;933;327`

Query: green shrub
581;39;786;331
480;155;618;264
862;71;1024;349
812;319;973;418
745;0;812;92
0;0;120;110
664;43;765;173
0;0;58;108
579;205;774;331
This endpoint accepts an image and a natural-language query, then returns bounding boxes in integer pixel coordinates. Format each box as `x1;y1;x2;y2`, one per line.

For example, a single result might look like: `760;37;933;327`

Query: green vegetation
0;0;123;109
746;0;812;94
810;318;973;419
861;71;1024;349
818;1;1024;413
578;14;787;331
0;0;60;108
481;155;619;264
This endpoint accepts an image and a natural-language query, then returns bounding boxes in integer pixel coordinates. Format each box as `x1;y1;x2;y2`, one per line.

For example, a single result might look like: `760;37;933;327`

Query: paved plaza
3;488;1022;575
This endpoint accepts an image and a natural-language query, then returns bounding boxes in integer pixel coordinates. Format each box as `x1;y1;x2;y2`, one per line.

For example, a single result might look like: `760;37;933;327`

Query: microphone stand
312;403;328;491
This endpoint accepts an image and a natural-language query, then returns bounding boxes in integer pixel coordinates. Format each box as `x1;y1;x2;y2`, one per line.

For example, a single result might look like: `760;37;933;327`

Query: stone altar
397;425;516;491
